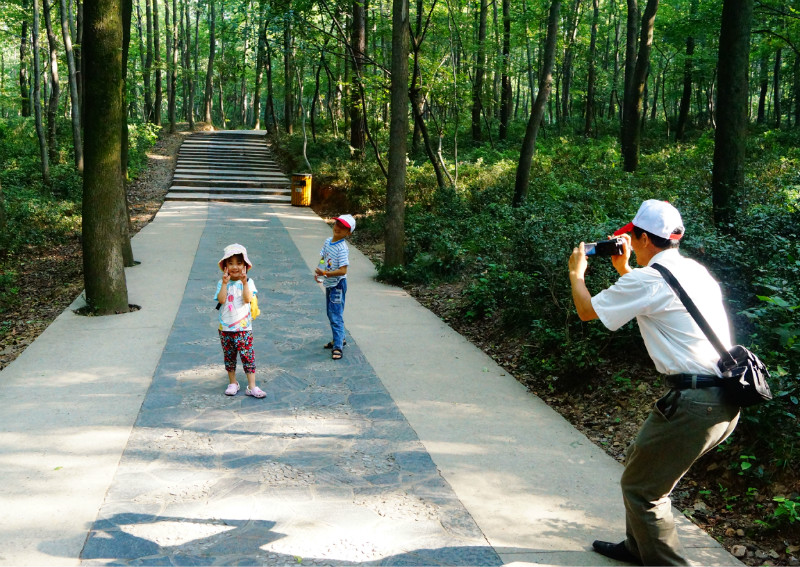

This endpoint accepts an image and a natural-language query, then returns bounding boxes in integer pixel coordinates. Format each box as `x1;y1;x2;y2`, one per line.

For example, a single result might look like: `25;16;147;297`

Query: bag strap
650;263;737;369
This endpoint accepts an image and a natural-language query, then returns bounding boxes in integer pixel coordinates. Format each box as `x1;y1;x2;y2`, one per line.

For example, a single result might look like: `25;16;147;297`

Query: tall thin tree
498;0;511;140
471;0;487;142
59;0;83;170
385;0;409;269
203;0;216;123
349;0;366;157
513;0;560;207
32;0;50;185
620;0;659;171
144;0;153;120
153;0;162;125
675;0;697;140
711;0;753;227
19;0;32;117
43;0;60;164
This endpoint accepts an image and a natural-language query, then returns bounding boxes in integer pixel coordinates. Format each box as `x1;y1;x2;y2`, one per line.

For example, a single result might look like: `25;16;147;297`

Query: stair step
165;192;291;203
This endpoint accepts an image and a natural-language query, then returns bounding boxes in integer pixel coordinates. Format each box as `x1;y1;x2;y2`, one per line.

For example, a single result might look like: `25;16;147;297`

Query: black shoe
592;540;641;564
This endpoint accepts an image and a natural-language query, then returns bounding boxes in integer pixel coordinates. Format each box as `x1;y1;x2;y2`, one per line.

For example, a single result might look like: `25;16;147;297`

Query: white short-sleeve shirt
215;278;257;332
591;249;732;376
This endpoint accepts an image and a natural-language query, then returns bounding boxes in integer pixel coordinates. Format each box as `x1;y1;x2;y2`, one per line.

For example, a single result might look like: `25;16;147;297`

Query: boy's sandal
245;386;266;398
331;348;343;360
225;382;240;396
323;340;346;349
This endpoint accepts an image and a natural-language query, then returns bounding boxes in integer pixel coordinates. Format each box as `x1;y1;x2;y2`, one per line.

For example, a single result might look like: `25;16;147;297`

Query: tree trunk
183;0;193;128
253;5;266;129
59;0;83;170
121;0;131;179
135;1;147;118
499;0;511;140
622;0;637;120
385;0;409;269
33;0;50;185
82;0;130;314
411;0;423;153
621;0;659;172
164;0;171;127
711;0;752;228
43;0;60;165
471;0;487;142
169;0;178;132
608;2;621;119
144;0;153;120
561;0;582;122
76;0;83;118
203;0;215;124
349;0;366;158
773;48;782;128
265;38;278;134
20;0;31;117
119;0;134;266
283;5;294;134
794;53;800;128
153;0;161;125
584;0;598;136
756;54;768;125
192;3;199;127
675;0;696;141
513;0;559;207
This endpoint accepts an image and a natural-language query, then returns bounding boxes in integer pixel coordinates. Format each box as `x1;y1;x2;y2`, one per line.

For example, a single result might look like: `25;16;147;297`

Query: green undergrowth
276;124;800;485
0;118;161;309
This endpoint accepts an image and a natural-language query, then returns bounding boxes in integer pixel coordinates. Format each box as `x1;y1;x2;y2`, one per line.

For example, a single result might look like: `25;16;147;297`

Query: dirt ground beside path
0;125;189;372
1;125;797;566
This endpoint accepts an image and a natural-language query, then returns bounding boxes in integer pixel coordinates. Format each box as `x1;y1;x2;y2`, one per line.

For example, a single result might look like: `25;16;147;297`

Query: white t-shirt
591;248;732;376
215;278;257;332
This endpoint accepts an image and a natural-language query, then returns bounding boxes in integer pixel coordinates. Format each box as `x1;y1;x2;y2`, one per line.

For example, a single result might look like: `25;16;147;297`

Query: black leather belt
667;374;724;389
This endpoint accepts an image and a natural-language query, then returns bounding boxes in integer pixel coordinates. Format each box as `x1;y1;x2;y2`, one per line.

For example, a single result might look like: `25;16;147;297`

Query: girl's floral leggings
219;330;256;374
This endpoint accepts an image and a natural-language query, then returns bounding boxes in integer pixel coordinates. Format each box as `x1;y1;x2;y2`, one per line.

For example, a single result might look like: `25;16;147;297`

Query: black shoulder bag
651;263;772;408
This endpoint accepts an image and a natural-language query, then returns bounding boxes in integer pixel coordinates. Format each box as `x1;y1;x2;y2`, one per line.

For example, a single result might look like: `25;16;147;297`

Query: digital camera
585;237;625;257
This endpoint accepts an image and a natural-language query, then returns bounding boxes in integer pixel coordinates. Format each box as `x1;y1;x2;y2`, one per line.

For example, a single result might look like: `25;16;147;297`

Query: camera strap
650;263;737;369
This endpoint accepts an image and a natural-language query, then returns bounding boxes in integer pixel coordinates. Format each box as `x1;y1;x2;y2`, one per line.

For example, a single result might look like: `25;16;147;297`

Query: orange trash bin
291;173;312;206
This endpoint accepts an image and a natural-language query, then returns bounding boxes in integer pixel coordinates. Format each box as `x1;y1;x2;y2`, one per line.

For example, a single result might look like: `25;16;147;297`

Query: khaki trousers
621;386;739;565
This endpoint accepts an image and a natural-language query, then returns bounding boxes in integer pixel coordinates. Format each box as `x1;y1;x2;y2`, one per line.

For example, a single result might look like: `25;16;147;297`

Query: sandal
245;386;266;398
331;348;343;360
225;382;240;396
323;340;346;349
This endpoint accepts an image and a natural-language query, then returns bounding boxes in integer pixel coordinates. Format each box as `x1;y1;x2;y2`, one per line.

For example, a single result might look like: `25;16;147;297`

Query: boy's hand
315;267;325;277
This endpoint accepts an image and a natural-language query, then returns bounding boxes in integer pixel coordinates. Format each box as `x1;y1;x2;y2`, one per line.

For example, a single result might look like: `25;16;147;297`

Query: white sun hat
218;243;253;271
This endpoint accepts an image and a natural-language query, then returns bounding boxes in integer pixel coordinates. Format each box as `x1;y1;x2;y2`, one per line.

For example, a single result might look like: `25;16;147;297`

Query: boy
315;215;355;360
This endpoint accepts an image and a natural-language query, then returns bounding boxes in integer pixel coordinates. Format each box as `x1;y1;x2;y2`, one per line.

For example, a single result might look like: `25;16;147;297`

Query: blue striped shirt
320;237;349;288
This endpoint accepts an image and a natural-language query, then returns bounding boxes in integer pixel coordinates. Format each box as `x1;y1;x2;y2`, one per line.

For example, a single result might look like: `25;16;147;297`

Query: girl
215;243;265;398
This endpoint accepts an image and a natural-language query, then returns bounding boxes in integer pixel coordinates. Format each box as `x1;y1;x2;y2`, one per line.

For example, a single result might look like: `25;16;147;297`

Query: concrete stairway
165;130;291;203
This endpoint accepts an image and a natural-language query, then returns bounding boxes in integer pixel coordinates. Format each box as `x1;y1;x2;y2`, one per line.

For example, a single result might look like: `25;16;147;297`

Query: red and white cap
334;214;356;233
613;199;684;241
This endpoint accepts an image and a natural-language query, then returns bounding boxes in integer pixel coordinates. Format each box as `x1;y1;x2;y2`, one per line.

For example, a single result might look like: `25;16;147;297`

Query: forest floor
0;125;797;566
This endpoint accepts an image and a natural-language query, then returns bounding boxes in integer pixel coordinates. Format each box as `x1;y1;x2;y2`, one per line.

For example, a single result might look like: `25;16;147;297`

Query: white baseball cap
334;214;356;233
614;200;684;241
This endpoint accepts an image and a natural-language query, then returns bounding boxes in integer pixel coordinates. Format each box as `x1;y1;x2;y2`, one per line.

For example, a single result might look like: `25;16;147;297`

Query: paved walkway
0;186;741;565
